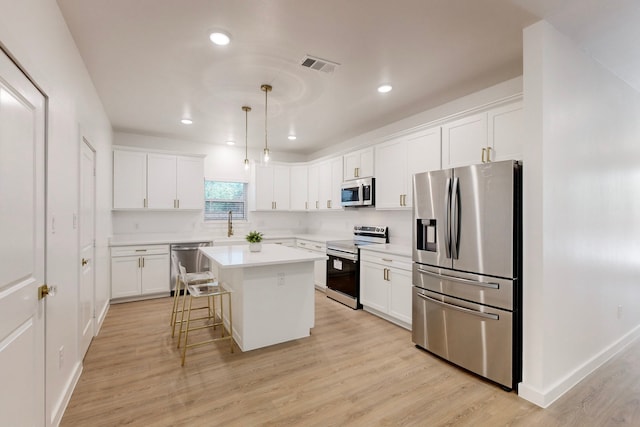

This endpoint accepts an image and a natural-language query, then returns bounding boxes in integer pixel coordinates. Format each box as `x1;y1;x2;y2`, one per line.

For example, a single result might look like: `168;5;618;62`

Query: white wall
519;20;640;407
0;1;112;425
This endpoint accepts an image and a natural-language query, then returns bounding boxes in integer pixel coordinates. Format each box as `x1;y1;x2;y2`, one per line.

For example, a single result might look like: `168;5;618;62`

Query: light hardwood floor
62;292;640;426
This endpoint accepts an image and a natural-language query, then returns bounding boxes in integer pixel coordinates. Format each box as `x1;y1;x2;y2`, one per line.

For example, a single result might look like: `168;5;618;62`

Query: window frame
203;179;248;222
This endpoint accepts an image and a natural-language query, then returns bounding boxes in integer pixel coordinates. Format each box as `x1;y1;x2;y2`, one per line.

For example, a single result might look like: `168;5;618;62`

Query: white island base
200;244;326;352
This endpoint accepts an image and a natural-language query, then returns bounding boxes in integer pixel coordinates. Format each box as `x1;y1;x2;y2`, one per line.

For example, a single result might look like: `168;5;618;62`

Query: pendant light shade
242;106;251;170
261;84;272;162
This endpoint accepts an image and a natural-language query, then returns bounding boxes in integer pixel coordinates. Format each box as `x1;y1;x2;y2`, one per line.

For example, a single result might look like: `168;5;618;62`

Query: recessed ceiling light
288;135;297;140
181;118;193;125
377;84;393;93
209;31;231;46
226;140;235;146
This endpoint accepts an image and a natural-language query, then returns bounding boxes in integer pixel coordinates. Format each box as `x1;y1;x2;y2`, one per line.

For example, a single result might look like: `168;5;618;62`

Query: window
204;180;247;221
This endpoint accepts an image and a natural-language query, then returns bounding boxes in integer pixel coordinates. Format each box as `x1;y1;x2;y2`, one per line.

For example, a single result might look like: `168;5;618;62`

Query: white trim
50;361;82;427
94;300;109;336
112;144;206;158
519;325;640;408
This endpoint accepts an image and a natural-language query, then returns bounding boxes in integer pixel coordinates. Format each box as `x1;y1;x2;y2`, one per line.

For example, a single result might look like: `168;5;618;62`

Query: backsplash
112;208;412;245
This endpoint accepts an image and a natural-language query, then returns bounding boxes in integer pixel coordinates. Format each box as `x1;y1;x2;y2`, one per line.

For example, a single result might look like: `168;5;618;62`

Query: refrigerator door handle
451;176;460;259
445;177;452;259
416;292;499;320
416;267;500;289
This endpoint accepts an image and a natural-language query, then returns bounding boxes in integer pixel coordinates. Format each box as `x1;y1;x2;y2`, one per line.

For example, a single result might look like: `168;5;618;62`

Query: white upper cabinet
290;165;309;211
113;150;147;209
488;101;523;162
113;149;204;210
442;99;523;168
251;163;290;211
307;163;320;210
318;157;343;210
176;156;205;209
147;154;177;209
343;147;374;181
442;111;488;169
375;127;441;209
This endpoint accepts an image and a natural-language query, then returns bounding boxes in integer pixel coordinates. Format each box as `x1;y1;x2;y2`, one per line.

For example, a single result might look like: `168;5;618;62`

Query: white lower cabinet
111;245;170;300
296;239;327;290
360;250;412;329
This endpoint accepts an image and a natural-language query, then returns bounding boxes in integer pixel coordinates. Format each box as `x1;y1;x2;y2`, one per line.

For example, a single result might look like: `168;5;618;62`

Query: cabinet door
343;152;359;181
329;157;343;210
290;165;309;211
405;127;441;207
147;154;177;209
111;256;141;298
113;150;147;209
389;267;413;325
318;161;332;210
307;164;320;210
359;148;374;178
360;262;389;312
272;165;290;210
442;112;487;168
253;164;275;210
488;101;523;162
176;156;204;209
374;138;406;209
140;253;170;294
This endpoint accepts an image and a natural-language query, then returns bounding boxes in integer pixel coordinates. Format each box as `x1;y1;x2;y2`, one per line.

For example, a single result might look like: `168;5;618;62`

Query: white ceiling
56;0;640;157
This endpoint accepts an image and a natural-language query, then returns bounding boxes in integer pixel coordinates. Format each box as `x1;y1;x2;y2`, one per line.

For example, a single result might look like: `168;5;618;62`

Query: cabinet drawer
360;251;411;270
111;244;169;257
265;238;296;247
296;239;326;253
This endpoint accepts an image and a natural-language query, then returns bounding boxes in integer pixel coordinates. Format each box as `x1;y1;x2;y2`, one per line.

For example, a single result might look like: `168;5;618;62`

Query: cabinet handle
144;198;148;208
314;245;322;249
355;167;359;178
327;200;331;209
177;199;180;209
382;258;393;262
486;147;492;162
481;148;487;163
138;257;141;268
305;201;308;210
315;201;319;209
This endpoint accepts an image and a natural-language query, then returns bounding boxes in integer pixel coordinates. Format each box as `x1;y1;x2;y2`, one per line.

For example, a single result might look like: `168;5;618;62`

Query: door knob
38;284;57;300
82;258;89;266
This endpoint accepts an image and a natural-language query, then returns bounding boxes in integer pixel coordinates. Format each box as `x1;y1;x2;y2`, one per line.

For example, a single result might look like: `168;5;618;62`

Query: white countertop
200;244;327;268
360;243;412;258
109;233;350;247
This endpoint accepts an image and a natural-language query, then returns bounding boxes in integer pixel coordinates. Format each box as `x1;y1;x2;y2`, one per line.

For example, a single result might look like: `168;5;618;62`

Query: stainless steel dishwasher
170;242;212;292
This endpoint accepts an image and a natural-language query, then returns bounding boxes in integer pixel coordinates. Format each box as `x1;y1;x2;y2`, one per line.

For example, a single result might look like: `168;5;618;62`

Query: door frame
78;135;97;358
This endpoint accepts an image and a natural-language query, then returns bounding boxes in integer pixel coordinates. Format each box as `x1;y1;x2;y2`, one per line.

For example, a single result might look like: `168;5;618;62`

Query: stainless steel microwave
341;178;375;207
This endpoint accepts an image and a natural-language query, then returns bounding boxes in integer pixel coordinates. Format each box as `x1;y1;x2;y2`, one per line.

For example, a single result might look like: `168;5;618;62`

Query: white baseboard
519;324;640;408
50;361;83;427
95;300;109;336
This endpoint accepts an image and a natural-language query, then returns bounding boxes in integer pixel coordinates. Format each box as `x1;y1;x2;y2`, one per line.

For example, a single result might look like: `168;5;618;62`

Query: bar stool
170;262;215;338
177;265;234;366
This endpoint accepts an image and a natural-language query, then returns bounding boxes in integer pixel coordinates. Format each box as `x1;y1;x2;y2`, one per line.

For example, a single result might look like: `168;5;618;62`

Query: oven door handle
416;268;499;289
416;293;499;320
327;249;358;262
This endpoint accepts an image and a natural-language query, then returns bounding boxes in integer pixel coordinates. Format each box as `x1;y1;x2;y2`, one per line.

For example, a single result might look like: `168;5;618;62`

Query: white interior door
0;49;46;425
79;138;96;358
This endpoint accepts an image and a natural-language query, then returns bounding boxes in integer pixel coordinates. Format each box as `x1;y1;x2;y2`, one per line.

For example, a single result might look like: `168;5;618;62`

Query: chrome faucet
227;210;233;237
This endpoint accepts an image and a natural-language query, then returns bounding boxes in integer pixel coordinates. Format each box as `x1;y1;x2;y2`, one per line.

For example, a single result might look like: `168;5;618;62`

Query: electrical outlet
277;272;285;286
58;346;64;368
617;305;623;319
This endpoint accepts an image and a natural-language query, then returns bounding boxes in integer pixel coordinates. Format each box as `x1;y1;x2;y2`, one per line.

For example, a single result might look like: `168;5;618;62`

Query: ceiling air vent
300;55;340;73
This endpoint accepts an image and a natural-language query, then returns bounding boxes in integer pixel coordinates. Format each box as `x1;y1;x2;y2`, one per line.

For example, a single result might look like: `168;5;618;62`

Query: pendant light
242;106;251;170
261;84;272;162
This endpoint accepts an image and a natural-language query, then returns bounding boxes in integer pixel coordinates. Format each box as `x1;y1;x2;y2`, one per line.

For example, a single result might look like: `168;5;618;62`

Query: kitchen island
199;244;327;351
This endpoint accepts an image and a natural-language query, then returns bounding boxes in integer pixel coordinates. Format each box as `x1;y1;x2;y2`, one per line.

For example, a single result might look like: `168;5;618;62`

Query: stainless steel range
326;225;389;309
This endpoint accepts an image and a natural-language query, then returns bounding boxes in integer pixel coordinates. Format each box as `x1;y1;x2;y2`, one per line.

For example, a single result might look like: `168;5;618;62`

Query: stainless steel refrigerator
412;160;522;390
